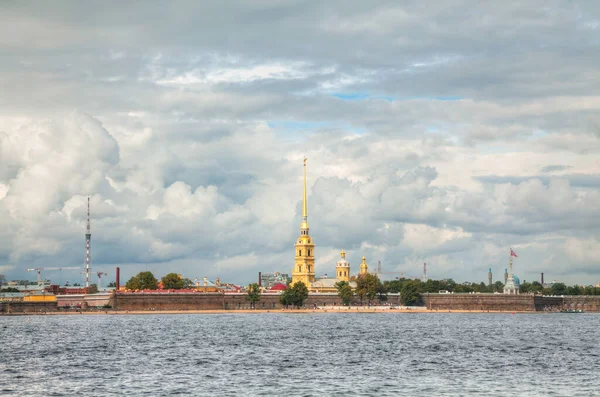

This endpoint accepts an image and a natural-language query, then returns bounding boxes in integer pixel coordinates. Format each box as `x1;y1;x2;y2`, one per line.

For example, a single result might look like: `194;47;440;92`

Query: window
299;250;302;256
308;249;311;256
299;265;302;272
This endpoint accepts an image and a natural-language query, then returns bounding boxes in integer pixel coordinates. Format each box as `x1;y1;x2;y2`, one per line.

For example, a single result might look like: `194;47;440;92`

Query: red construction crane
96;272;107;289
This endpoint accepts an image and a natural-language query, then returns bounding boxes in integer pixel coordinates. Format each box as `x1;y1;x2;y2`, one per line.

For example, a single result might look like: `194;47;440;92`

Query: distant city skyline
0;1;599;285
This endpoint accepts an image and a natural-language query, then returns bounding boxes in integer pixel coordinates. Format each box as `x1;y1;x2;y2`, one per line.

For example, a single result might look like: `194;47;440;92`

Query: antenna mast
85;196;91;289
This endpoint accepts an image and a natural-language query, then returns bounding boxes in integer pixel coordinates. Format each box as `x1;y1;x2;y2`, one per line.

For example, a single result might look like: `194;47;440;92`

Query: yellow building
336;250;350;282
290;159;362;293
23;294;57;302
359;256;369;275
291;157;316;287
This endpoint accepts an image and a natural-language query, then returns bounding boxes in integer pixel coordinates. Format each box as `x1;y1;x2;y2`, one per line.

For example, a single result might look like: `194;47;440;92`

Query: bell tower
359;256;369;275
292;158;315;287
336;250;350;282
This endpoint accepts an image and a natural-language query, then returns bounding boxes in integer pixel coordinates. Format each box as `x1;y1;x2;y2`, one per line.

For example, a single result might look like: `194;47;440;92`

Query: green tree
279;288;295;308
291;281;309;308
530;281;543;294
384;279;405;293
400;280;423;306
377;280;388;303
161;273;184;289
493;281;504;293
520;281;532;294
182;278;194;288
126;271;158;290
551;282;567;295
246;283;262;308
107;281;116;288
87;284;99;294
355;273;380;305
335;281;354;306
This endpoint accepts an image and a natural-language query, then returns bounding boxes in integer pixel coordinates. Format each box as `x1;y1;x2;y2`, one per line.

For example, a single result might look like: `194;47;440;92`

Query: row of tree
125;271;194;290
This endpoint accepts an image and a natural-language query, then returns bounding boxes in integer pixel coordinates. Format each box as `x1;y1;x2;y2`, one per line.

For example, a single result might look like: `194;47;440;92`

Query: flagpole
509;248;513;278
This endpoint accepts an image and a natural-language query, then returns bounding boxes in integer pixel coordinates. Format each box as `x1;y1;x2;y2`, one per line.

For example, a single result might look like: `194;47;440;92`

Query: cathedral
291;158;369;293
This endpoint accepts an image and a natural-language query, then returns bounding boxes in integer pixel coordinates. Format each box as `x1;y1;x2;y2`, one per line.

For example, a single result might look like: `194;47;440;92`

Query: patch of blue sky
331;92;463;102
268;120;366;134
529;129;549;140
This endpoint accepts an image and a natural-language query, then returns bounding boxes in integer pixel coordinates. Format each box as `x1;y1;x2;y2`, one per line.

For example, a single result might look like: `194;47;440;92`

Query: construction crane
26;267;81;286
96;272;107;289
374;261;406;279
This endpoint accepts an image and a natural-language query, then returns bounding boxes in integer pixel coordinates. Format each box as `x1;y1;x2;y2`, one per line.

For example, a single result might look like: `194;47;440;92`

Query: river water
1;313;598;396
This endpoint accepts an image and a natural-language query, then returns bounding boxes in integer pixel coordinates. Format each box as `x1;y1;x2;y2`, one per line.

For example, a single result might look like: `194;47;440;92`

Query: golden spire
301;157;309;230
303;157;307;219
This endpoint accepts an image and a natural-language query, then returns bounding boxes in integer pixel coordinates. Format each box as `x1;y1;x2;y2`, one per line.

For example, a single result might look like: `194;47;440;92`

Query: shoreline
1;308;543;316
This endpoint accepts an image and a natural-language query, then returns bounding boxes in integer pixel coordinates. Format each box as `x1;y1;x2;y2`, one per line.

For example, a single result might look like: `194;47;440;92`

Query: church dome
336;250;350;268
359;256;369;274
513;275;520;287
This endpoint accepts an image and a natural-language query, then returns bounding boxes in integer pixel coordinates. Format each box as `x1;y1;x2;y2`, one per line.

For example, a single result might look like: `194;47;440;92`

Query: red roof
270;283;288;291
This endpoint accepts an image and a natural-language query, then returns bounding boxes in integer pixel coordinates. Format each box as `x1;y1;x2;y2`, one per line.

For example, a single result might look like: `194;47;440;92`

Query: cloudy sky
1;1;599;286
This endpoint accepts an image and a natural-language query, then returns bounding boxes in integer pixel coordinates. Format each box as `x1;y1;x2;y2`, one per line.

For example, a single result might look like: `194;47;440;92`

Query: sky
0;1;599;286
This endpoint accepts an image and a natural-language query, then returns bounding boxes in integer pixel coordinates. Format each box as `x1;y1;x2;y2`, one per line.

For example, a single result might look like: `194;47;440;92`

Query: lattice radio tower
85;196;91;288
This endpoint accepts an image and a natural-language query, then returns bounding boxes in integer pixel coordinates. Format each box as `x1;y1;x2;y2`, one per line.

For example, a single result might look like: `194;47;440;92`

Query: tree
161;273;184;289
551;282;567;295
279;288;295;308
493;281;504;293
377;280;388;303
384;279;405;293
125;271;158;290
530;281;544;294
520;281;532;294
87;284;99;294
355;273;379;305
291;281;309;308
335;281;354;306
400;280;423;306
182;278;194;288
246;283;261;308
107;281;116;288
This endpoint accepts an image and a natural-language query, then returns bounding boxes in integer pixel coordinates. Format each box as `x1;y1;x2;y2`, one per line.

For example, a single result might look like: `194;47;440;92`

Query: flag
510;248;518;258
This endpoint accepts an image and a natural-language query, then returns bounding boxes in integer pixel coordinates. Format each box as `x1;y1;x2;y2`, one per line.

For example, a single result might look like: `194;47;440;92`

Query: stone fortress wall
3;293;600;313
422;293;600;312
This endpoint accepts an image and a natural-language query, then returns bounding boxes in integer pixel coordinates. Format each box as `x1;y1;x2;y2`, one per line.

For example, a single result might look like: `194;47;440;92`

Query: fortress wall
113;292;396;311
1;301;58;313
423;294;538;311
423;294;568;311
563;296;600;312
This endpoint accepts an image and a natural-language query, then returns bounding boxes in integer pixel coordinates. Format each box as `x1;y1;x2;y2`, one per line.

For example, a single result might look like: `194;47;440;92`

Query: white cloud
0;1;599;286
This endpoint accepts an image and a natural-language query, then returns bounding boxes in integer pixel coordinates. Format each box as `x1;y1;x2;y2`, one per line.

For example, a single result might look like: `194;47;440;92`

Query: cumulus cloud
0;1;599;285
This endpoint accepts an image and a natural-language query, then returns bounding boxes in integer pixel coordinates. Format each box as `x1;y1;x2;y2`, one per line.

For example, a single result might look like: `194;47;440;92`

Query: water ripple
1;313;599;396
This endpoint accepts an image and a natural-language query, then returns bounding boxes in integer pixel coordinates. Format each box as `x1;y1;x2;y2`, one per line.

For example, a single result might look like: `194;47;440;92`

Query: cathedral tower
336;250;350;282
359;256;369;275
292;158;315;287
